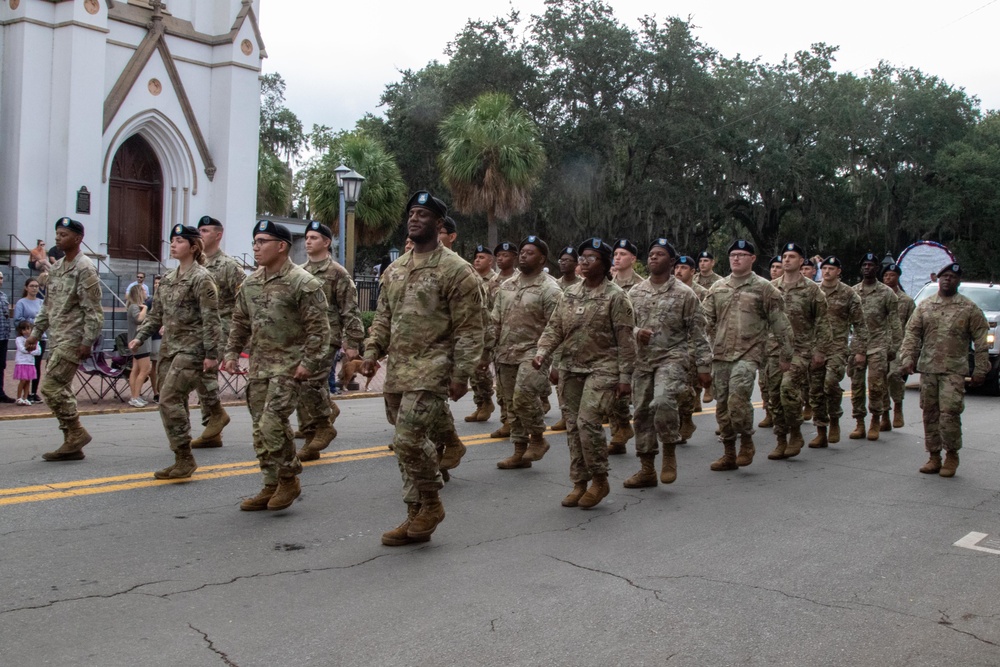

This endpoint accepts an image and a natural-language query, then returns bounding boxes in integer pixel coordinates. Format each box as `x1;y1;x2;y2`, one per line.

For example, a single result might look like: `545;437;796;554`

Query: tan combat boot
464;399;495;423
523;433;550;462
808;426;828;448
867;415;881;441
550;418;567;432
711;440;738;471
768;434;788;460
785;426;805;458
298;423;338;461
879;412;892;432
919;451;942;474
848;418;867;440
702;386;714;403
381;504;429;546
939;451;960;478
736;434;755;467
42;418;92;461
329;399;341;422
154;453;197;480
661;444;678;483
758;411;774;428
497;442;532;469
828;420;841;443
191;406;230;448
623;453;658;488
802;404;813;422
561;482;589;507
608;422;634;455
893;405;904;429
679;413;697;441
267;476;301;510
240;484;277;511
407;491;445;539
293;428;315;440
439;431;467;470
490;422;511;439
577;474;610;508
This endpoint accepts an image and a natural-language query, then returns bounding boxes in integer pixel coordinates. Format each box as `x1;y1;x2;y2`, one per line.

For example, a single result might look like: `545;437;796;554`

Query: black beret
559;246;578;260
253;219;292;245
782;242;806;258
770;255;783;267
698;251;714;260
170;224;200;241
577;237;613;269
676;255;697;269
54;217;84;234
473;244;493;257
821;256;842;269
727;239;755;255
882;262;902;276
306;220;333;240
406;191;448;219
520;235;549;256
494;241;517;256
860;252;878;265
442;216;457;234
802;257;814;267
614;239;638;256
197;215;223;229
647;237;677;257
938;262;962;277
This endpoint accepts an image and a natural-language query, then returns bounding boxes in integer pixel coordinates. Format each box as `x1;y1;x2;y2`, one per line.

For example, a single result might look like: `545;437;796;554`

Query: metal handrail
135;243;165;276
6;234;39;304
240;252;255;271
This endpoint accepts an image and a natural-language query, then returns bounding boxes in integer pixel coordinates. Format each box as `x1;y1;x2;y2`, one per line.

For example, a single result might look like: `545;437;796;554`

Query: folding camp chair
75;337;131;403
218;352;249;399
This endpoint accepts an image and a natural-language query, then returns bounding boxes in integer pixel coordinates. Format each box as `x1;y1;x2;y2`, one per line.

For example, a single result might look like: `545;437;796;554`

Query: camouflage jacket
702;272;792;364
853;280;902;354
364;244;484;394
631;276;712;372
696;271;723;289
30;253;103;353
820;281;868;357
203;249;246;326
558;274;582;292
895;289;916;329
900;292;989;377
613;269;640;293
771;276;832;358
490;270;562;365
225;258;330;379
136;262;222;362
487;269;519;308
302;256;364;352
686;280;708;301
536;279;637;383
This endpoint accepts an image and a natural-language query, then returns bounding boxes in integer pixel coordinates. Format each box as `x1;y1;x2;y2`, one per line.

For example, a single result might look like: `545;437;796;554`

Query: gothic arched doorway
108;134;163;260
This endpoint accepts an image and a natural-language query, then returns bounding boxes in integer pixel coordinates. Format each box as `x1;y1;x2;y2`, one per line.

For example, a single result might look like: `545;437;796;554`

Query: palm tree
257;142;291;215
438;92;546;247
305;132;408;245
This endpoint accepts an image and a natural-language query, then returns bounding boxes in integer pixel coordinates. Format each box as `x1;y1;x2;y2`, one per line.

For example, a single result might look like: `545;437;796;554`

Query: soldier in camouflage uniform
624;239;712;489
900;263;988;477
362;191;484;546
765;243;831;460
224;221;330;512
295;221;364;461
756;256;784;429
606;239;639;455
534;238;636;509
850;253;902;441
809;256;868;446
696;250;723;289
549;246;582;433
673;255;709;436
131;225;222;480
489;236;562;469
191;216;247;448
25;218;103;461
702;239;792;471
465;243;499;423
882;263;915;429
477;241;521;434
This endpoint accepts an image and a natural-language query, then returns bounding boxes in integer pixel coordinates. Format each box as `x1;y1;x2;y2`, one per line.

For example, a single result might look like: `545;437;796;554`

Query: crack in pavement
189;623;238;666
0;579;178;615
546;554;666;602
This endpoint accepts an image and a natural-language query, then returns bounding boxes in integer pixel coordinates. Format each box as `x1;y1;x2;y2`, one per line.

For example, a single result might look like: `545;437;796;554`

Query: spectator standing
14;278;45;403
125;272;149;300
0;273;13;403
47;243;65;266
145;275;162;400
13;321;41;405
125;285;152;407
28;240;47;272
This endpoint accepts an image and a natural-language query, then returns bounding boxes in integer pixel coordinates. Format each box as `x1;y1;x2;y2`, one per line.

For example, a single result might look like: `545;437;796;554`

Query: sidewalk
0;359;385;421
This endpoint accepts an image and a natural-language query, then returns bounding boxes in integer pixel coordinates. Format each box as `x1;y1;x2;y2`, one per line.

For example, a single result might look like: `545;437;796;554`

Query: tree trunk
487;209;498;250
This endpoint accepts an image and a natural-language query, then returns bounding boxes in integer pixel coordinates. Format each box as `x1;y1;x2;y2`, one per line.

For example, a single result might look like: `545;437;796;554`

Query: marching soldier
362;192;483;545
673;255;708;436
130;225;222;480
224;221;330;512
25;218;103;462
696;250;723;289
607;238;639;455
479;241;521;434
612;239;640;292
757;255;784;429
882;262;915;428
624;239;711;488
464;243;501;424
900;263;988;477
550;246;582;433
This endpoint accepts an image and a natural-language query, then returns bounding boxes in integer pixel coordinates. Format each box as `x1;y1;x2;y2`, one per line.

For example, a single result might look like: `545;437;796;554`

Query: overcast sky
259;0;998;135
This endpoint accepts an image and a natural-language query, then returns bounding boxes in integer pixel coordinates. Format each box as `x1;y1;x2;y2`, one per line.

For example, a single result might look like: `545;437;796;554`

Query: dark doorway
108;135;163;260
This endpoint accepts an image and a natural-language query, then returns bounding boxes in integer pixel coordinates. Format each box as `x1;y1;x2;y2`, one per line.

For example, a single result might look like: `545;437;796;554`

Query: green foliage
257;142;291;216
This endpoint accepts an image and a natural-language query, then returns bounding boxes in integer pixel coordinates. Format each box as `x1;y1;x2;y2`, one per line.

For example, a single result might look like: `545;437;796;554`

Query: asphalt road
2;386;999;666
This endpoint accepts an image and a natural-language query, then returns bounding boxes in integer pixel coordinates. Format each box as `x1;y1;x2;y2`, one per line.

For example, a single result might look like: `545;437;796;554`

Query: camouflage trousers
296;350;337;433
712;359;759;440
887;356;907;406
758;357;772;412
677;361;699;421
496;361;549;444
607;393;632;431
559;370;617;482
633;362;688;455
383;392;446;504
919;373;966;453
850;350;889;418
470;362;495;407
194;369;223;428
809;352;848;426
39;346;80;427
766;355;809;436
156;353;205;453
246;377;303;485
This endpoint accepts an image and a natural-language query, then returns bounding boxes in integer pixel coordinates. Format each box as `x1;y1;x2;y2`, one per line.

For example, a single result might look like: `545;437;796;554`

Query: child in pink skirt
14;321;40;406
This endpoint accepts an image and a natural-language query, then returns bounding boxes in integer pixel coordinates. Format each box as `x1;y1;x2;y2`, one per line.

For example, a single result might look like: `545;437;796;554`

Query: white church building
0;0;262;270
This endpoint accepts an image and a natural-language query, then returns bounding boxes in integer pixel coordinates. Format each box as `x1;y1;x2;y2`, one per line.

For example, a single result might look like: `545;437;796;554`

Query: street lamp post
341;169;365;277
334;164;350;267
